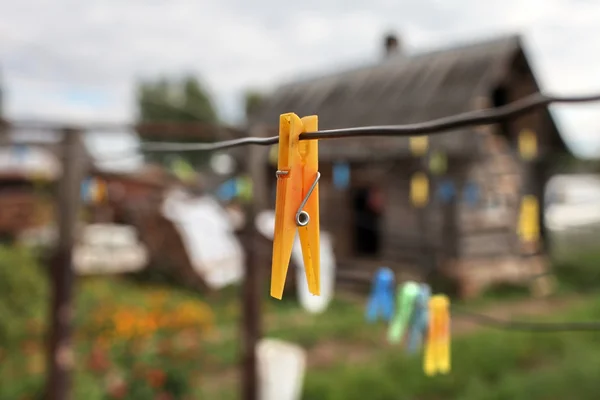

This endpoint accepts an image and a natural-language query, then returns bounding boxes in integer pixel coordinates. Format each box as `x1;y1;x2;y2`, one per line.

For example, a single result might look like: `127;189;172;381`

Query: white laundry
257;338;306;400
161;189;245;289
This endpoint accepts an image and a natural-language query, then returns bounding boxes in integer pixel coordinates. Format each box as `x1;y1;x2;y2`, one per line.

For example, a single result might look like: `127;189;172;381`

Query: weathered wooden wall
456;139;522;258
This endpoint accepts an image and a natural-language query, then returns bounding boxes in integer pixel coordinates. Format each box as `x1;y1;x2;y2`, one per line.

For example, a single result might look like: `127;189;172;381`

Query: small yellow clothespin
410;172;429;208
410;136;429;157
518;195;539;243
268;144;279;166
424;295;451;376
271;113;321;300
428;151;447;175
518;129;537;161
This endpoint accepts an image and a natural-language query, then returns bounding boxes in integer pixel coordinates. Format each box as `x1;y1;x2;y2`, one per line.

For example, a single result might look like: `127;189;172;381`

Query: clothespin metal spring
275;170;321;227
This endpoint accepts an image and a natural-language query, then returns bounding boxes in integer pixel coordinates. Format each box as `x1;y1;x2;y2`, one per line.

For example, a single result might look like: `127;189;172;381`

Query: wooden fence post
240;131;268;400
45;128;85;400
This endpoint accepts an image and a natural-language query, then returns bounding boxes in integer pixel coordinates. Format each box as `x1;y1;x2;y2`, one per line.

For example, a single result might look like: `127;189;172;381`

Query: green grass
4;238;600;400
201;292;600;400
298;294;600;400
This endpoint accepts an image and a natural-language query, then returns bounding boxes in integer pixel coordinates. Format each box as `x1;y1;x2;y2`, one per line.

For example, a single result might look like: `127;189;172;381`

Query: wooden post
45;128;85;400
240;135;268;400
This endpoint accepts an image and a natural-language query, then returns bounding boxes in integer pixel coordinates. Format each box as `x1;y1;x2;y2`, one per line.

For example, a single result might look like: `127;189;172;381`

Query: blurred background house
250;33;570;297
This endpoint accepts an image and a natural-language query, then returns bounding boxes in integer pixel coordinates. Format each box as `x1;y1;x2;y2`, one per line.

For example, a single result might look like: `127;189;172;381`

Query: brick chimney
383;32;402;58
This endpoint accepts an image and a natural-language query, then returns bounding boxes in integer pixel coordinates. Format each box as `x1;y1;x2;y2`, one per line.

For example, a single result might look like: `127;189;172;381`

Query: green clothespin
388;281;421;344
171;158;196;183
236;176;253;202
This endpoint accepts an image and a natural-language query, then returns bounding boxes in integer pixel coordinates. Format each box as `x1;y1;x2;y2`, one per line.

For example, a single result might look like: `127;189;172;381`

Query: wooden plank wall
456;131;523;258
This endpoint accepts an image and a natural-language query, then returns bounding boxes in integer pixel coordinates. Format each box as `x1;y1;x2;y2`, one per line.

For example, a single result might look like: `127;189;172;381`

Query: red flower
146;369;166;389
88;345;110;373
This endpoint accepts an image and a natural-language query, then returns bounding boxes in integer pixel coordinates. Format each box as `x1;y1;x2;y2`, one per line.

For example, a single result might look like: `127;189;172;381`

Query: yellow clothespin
410;136;429;157
271;113;320;300
410;172;429;208
424;295;451;376
518;129;537;161
428;150;447;175
518;195;539;243
268;144;279;166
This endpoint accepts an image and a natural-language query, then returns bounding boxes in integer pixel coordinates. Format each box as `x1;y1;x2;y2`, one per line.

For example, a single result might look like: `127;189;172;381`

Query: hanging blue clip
217;178;238;201
333;162;350;190
463;182;479;206
406;283;431;354
438;179;455;203
80;177;92;203
365;267;395;323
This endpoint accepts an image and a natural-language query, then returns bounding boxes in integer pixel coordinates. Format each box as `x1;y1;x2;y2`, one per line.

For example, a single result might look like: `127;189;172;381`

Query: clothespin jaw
388;281;420;344
406;284;432;353
424;295;451;376
518;129;537;161
518;195;540;244
410;136;429;156
410;172;429;208
366;267;395;322
271;113;321;300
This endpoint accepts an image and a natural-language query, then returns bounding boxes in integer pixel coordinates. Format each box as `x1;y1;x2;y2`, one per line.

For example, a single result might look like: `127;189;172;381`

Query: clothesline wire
5;91;600;161
126;91;600;155
6;90;600;332
450;305;600;332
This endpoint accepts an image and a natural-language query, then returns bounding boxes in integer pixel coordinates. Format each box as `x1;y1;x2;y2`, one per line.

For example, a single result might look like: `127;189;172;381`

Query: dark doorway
352;187;381;255
492;85;511;143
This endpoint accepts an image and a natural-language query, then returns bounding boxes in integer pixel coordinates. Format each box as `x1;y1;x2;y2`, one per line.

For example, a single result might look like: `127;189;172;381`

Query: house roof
0;144;62;180
251;34;566;161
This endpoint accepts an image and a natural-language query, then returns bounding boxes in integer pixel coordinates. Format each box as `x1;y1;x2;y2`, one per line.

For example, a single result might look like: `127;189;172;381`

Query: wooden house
0;142;65;241
249;34;570;297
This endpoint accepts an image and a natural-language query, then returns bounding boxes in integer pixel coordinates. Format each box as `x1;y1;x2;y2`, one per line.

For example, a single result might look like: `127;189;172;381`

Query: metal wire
7;90;600;160
451;305;600;332
138;91;600;151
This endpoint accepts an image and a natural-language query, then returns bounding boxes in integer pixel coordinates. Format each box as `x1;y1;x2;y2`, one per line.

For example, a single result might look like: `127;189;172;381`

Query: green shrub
0;245;48;345
553;250;600;291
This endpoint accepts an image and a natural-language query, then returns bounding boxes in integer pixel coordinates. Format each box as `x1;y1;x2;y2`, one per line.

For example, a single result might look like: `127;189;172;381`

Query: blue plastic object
406;284;431;353
365;267;396;323
463;182;479;206
438;180;455;203
333;163;350;190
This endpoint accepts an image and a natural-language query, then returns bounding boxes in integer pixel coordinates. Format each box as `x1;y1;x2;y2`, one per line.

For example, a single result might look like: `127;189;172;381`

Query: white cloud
1;0;599;157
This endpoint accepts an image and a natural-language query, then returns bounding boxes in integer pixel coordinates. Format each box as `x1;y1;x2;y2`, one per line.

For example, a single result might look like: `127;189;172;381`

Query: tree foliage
244;90;265;120
135;75;219;167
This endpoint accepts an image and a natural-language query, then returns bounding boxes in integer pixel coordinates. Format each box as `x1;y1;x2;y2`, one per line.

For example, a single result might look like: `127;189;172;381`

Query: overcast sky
2;0;600;161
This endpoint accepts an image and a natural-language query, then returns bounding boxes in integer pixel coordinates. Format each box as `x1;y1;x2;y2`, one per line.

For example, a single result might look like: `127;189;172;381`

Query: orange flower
113;310;138;338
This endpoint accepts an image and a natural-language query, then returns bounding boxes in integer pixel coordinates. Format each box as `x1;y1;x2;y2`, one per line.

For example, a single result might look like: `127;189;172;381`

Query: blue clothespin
366;267;395;323
217;179;237;201
333;163;350;190
438;180;455;203
80;177;92;203
463;182;479;206
406;283;431;354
